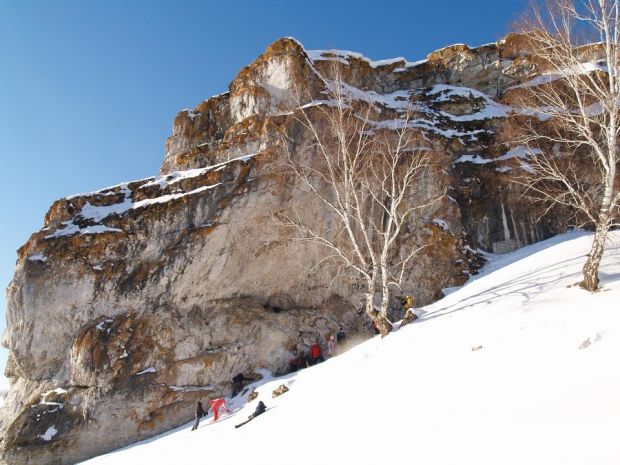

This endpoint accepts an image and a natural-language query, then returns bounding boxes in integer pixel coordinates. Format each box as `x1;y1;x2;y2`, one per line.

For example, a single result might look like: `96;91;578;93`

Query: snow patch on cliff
168;385;213;392
329;81;415;111
39;427;57;442
307;49;427;69
135;367;156;376
140;153;260;190
498;146;542;161
430;84;510;120
309;81;509;144
453;154;492;164
46;223;123;239
508;61;608;90
46;153;261;240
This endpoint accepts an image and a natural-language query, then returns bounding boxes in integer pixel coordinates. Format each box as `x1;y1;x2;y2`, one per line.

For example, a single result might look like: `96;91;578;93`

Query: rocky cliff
0;35;560;464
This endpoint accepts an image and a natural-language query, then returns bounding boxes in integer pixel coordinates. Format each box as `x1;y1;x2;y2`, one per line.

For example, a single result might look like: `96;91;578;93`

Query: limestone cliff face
1;35;558;464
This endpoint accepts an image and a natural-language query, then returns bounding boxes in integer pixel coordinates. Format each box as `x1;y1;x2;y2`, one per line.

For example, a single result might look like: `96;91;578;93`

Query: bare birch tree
276;76;441;336
510;0;620;291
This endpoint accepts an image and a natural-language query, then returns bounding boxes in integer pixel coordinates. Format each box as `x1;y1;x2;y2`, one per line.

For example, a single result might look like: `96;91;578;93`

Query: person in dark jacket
191;400;206;431
231;373;253;397
288;349;303;373
252;400;266;417
335;327;347;353
234;401;267;429
336;328;347;344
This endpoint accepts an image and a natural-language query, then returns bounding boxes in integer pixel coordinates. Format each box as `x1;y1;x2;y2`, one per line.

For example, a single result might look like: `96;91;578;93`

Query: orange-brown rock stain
422;222;470;296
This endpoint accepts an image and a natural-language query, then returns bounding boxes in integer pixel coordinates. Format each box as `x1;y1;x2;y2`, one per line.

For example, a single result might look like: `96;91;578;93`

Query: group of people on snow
192;397;266;430
191;294;418;432
191;397;232;430
190;327;350;432
287;327;347;373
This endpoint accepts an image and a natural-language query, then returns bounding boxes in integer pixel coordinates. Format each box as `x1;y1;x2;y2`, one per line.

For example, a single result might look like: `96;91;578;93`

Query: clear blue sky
0;0;527;386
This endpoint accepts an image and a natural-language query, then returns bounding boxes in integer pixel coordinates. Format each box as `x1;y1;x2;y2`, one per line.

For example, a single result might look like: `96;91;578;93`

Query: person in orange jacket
207;397;231;422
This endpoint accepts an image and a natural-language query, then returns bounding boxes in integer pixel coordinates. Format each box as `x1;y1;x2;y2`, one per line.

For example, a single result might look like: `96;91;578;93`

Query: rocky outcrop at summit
0;34;563;464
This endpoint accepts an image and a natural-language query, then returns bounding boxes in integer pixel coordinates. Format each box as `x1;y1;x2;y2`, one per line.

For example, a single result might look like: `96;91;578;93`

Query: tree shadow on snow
418;255;587;322
418;240;620;322
598;271;620;285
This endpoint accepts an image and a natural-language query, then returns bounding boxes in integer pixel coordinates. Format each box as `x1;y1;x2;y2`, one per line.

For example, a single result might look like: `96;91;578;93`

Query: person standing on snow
327;334;336;358
308;340;324;365
191;400;206;431
288;349;303;373
336;327;347;352
336;327;346;344
207;397;231;422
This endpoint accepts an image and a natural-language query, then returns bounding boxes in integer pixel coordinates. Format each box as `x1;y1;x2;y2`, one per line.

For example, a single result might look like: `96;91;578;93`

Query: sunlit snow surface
82;231;620;465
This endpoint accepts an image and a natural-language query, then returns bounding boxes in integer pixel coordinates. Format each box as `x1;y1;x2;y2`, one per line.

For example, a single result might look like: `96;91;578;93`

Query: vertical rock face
1;34;562;464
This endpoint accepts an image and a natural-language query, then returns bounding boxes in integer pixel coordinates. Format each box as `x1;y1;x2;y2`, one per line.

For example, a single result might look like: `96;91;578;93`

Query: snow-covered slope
82;231;620;465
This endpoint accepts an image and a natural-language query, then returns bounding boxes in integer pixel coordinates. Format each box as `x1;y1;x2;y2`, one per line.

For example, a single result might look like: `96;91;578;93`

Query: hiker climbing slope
207;397;231;422
191;400;206;431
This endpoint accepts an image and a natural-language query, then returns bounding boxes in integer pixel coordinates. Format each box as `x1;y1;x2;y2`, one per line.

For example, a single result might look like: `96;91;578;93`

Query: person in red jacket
308;341;324;365
207;397;231;422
